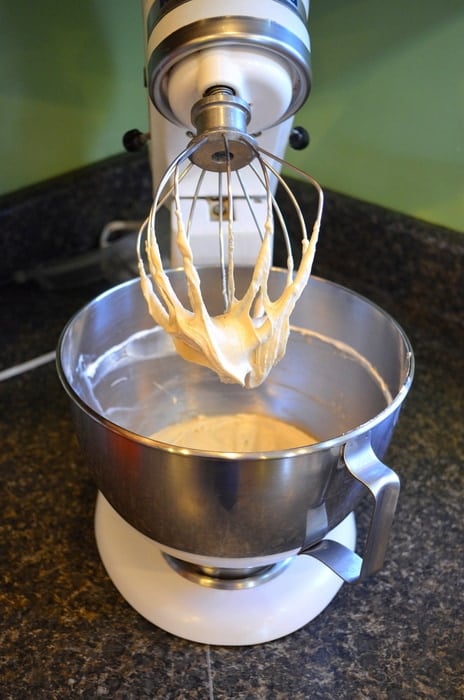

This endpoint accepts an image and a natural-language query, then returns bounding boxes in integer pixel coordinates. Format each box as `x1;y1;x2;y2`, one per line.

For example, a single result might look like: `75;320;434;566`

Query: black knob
289;126;310;150
122;129;150;152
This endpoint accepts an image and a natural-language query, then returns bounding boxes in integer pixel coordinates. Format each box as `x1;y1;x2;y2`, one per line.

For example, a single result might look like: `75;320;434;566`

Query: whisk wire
247;158;294;277
224;134;236;311
234;167;265;242
186;166;207;241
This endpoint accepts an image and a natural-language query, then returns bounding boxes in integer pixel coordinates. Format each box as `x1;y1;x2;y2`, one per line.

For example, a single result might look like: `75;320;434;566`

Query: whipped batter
138;166;322;389
151;413;317;452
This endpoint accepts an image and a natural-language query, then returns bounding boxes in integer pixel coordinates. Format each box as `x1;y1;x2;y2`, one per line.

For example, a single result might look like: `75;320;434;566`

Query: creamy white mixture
138;168;321;389
151;412;317;452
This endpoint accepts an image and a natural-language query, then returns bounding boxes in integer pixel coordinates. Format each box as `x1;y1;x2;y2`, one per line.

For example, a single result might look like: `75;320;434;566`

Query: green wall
1;1;463;232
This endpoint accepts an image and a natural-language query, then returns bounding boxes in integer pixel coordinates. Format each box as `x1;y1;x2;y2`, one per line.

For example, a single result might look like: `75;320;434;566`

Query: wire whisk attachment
137;130;323;388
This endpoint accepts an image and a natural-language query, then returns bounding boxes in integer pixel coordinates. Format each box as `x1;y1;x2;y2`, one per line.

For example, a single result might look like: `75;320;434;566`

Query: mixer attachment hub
189;89;255;171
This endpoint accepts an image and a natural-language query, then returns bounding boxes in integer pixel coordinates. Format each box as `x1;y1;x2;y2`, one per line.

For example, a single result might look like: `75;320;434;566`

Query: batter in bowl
152;412;317;452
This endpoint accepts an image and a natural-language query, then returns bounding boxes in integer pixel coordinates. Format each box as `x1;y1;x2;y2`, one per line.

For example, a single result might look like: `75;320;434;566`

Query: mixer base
95;493;356;646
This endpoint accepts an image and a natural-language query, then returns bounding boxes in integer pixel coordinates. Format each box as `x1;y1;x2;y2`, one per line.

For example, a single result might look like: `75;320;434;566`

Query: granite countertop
0;154;463;699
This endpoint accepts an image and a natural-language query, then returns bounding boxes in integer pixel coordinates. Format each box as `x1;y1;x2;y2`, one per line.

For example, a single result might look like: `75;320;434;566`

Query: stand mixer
57;0;415;645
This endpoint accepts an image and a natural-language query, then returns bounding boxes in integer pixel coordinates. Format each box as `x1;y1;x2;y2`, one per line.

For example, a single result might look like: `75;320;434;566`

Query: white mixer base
95;493;356;646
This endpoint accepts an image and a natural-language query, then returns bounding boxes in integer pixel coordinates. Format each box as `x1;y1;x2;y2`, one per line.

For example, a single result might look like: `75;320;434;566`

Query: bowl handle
301;434;400;583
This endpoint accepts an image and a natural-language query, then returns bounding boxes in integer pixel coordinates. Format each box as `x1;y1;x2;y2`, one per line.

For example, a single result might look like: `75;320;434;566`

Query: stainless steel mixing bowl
57;268;413;583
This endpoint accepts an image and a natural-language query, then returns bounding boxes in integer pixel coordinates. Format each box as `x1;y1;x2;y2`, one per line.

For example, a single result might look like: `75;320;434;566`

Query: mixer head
143;0;312;186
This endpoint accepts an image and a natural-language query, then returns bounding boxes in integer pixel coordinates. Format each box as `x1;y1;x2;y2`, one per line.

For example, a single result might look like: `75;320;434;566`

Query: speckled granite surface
0;154;463;699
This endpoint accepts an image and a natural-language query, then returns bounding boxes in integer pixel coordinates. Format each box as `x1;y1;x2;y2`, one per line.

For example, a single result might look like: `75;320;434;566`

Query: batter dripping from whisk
137;138;323;389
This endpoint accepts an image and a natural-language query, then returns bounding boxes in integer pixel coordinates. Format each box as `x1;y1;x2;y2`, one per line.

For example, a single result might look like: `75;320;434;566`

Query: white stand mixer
57;0;413;646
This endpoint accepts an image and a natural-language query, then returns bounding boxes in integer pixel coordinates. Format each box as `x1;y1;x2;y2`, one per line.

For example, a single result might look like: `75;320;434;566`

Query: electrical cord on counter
10;210;166;291
13;221;144;290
